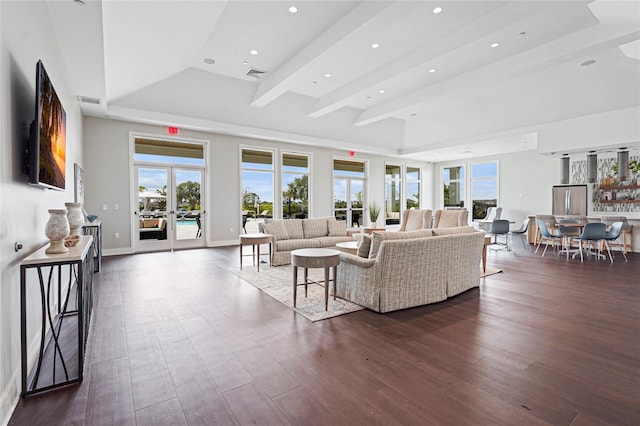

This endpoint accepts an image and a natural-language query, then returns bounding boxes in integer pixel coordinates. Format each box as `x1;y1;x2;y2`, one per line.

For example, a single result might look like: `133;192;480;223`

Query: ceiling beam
353;24;640;127
250;1;423;108
307;1;535;118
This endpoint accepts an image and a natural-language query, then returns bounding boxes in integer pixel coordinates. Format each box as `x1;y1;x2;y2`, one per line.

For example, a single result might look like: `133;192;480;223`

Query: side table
82;220;102;272
239;233;272;271
20;235;94;396
291;248;341;311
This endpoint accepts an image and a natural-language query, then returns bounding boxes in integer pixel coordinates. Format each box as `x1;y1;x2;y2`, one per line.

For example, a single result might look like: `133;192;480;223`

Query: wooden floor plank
9;245;640;425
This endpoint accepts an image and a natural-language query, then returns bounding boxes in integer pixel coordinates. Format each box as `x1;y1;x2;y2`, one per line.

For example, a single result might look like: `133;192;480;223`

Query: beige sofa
336;227;484;313
259;217;357;266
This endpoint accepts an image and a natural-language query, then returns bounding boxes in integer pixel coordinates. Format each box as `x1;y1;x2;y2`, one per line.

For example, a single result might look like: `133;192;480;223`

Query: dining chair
575;222;612;262
488;219;511;250
535;219;562;257
557;219;581;259
508;217;530;250
604;222;628;262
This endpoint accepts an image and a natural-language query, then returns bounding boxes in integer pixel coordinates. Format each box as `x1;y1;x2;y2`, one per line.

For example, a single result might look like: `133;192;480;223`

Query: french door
134;165;205;252
333;178;365;228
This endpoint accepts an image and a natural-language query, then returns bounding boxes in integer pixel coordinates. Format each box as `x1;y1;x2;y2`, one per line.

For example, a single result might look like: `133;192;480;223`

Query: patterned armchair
398;209;432;232
433;209;469;228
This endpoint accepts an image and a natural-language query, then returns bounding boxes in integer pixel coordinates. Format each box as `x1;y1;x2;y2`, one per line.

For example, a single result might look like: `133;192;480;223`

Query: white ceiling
48;0;640;162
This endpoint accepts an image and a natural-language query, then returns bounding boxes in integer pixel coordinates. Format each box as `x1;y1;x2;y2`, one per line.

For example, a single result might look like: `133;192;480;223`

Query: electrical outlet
230;227;234;233
114;233;119;239
114;204;119;210
103;204;108;211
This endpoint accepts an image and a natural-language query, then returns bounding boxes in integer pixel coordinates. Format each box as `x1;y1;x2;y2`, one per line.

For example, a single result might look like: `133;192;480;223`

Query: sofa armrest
346;229;360;237
339;252;376;268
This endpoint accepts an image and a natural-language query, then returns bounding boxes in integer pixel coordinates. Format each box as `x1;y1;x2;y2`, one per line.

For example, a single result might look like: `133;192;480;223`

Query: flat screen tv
28;60;66;191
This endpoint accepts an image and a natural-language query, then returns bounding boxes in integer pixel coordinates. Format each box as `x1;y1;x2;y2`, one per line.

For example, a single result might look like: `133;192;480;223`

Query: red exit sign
167;126;179;135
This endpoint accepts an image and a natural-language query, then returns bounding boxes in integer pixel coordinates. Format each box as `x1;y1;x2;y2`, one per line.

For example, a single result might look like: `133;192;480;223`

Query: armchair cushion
432;226;476;236
369;229;433;259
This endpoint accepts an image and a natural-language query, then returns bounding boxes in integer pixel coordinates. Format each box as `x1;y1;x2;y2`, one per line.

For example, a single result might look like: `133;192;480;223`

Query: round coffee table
291;248;341;311
336;241;358;255
239;233;272;271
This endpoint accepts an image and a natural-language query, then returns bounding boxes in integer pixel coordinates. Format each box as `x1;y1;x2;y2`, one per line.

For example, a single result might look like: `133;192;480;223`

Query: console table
20;235;94;396
82;220;102;272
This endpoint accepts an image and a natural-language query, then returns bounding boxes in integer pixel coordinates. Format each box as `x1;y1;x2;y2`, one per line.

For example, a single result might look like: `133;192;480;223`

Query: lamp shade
587;153;597;183
617;150;629;181
561;156;569;184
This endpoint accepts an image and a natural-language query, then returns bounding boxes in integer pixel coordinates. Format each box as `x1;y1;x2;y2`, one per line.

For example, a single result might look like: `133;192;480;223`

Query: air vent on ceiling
77;96;101;105
245;67;267;79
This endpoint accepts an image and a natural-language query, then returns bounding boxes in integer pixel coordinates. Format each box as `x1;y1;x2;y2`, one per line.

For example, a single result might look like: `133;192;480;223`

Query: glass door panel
350;179;364;228
174;168;204;248
333;178;364;228
136;166;171;251
135;166;205;252
334;178;348;223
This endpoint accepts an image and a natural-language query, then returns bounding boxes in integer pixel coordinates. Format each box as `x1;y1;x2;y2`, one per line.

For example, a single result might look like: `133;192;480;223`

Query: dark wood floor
10;243;640;425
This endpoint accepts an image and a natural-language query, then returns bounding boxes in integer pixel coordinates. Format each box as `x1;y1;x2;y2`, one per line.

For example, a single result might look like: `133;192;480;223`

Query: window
241;149;274;232
134;138;204;166
385;164;402;225
282;153;309;219
471;161;498;220
443;166;465;208
406;166;421;210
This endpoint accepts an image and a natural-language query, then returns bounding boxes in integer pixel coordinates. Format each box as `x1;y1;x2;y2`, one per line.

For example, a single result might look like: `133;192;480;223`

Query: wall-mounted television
27;60;66;191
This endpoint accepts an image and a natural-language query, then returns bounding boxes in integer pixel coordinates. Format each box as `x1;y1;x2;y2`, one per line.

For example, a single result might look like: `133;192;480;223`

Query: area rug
481;266;503;278
228;265;365;322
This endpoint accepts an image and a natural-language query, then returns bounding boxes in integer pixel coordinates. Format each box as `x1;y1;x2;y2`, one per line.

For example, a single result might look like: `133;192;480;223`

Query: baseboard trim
0;369;20;426
103;247;134;257
208;239;239;247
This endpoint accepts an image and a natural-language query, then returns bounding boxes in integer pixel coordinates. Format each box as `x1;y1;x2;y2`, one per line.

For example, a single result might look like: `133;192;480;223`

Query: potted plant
368;202;381;227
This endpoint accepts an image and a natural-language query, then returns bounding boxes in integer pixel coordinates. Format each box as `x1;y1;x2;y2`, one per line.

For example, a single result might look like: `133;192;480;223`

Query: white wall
83;116;430;253
0;1;83;424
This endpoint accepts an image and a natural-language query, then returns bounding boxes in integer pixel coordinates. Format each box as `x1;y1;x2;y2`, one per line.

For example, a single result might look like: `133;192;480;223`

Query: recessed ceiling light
289;6;298;13
409;113;417;117
428;68;436;73
379;90;385;94
371;43;380;49
250;50;258;55
580;59;597;67
242;61;249;65
203;58;215;65
491;42;500;48
433;6;442;14
312;81;318;84
366;96;371;99
324;73;331;78
74;0;86;6
519;31;527;36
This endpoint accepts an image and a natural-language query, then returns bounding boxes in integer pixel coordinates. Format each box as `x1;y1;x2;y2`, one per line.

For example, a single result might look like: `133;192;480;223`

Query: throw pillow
357;234;371;258
432;226;476;236
262;221;289;240
328;220;347;236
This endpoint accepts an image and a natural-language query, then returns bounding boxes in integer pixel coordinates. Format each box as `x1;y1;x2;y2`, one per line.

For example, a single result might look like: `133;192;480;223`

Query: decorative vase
45;209;70;254
65;202;84;237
